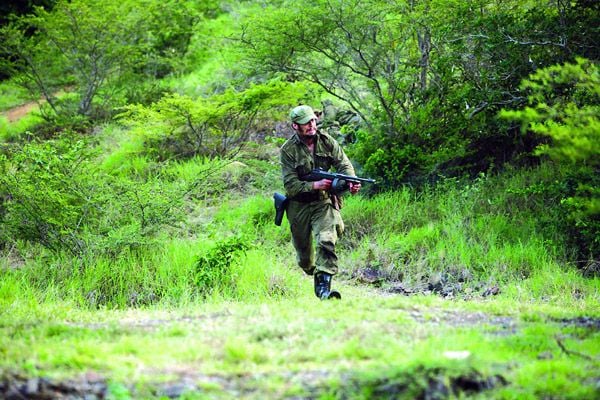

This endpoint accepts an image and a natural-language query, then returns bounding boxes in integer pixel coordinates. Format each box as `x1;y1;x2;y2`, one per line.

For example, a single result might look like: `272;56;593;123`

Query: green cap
290;105;317;124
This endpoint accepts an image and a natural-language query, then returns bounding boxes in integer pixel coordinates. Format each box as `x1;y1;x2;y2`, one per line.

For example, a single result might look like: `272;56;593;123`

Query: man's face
294;118;317;138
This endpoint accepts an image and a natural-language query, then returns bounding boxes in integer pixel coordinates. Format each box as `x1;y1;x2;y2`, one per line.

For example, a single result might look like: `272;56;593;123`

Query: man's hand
313;179;362;193
349;181;361;194
312;179;332;191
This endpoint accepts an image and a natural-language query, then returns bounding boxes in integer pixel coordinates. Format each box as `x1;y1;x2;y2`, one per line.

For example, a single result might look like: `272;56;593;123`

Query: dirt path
2;101;41;123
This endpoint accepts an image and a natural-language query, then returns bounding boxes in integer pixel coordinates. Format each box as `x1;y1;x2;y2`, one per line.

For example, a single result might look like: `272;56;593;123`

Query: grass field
1;178;599;398
0;115;598;398
1;281;598;399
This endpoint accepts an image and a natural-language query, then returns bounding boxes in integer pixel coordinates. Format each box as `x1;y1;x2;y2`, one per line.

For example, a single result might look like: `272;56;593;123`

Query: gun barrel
304;170;375;185
343;175;376;184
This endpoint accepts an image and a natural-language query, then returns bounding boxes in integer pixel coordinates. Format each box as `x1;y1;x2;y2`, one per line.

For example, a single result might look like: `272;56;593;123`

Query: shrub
194;236;250;296
0;0;206;126
118;79;319;161
500;58;600;260
0;134;190;256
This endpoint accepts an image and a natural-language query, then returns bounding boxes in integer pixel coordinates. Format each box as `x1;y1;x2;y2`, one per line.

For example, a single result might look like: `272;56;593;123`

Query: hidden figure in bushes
316;99;361;145
278;105;363;300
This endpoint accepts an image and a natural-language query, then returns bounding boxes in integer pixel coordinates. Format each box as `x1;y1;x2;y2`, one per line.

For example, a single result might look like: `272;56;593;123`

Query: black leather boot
314;272;341;300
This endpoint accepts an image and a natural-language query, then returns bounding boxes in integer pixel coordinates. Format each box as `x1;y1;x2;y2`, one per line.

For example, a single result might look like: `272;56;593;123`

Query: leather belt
290;191;329;203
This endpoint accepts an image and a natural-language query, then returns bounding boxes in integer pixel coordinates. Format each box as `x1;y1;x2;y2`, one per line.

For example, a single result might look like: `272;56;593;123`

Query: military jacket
280;131;355;198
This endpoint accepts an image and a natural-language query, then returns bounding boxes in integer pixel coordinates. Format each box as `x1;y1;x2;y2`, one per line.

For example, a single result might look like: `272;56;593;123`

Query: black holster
273;192;289;226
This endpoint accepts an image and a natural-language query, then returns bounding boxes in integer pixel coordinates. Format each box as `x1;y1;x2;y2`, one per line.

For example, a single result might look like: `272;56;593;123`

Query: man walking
280;105;361;300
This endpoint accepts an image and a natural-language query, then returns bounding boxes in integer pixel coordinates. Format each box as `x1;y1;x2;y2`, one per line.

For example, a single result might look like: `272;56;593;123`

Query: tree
241;0;419;135
501;58;599;258
118;79;320;160
0;134;209;256
0;1;57;80
502;58;599;165
0;0;204;126
238;0;599;186
0;1;56;26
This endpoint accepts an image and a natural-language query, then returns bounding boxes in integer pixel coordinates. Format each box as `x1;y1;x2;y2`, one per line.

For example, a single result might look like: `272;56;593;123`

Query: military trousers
286;198;344;276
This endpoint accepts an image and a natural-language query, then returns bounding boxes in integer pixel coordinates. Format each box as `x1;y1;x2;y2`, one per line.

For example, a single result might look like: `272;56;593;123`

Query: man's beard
302;134;316;144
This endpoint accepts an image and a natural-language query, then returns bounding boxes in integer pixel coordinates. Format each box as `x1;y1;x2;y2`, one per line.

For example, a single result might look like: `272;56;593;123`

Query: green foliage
339;163;587;293
0;137;99;253
239;0;599;185
195;236;250;296
0;1;599;396
240;0;417;133
118;79;320;160
0;80;30;111
0;230;300;308
501;58;600;259
212;194;273;234
132;0;209;78
501;58;599;165
177;12;242;94
0;135;186;255
0;0;207;126
0;113;45;142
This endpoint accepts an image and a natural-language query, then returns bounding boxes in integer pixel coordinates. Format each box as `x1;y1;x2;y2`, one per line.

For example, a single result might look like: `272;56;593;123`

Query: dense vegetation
0;0;598;398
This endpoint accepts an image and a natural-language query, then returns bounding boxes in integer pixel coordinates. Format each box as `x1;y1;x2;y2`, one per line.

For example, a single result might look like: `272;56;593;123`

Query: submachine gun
300;168;376;195
273;169;375;226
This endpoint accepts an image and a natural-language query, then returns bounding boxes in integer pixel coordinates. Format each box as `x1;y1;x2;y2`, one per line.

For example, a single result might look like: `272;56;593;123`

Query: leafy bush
240;0;598;187
118;79;320;161
0;137;97;253
0;135;189;256
195;236;250;296
501;58;600;260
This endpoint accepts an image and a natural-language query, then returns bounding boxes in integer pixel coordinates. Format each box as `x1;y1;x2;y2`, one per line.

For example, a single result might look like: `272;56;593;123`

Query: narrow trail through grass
2;100;40;122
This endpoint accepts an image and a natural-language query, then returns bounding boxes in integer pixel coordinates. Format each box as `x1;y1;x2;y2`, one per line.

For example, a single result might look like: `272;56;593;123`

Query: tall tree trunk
417;28;431;92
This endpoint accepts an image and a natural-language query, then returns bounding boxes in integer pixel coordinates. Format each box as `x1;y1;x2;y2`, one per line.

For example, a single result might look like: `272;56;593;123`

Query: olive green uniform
280;131;355;276
317;100;361;145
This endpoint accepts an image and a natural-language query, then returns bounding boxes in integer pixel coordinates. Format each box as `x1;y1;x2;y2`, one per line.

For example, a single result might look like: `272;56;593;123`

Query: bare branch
504;34;568;50
555;335;595;361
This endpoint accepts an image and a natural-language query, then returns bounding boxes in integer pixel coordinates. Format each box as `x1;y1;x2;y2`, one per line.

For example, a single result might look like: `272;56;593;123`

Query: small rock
428;273;444;293
425;376;449;400
387;283;412;295
443;351;471;360
355;267;384;285
158;383;197;399
482;285;500;297
24;378;39;395
459;269;473;282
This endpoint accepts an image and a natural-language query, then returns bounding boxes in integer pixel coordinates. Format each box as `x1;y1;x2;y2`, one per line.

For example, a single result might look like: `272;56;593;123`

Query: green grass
0;113;45;142
2;153;597;310
338;165;580;292
0;80;30;111
0;287;598;399
98;125;150;175
1;126;599;397
170;12;243;96
0;233;304;310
